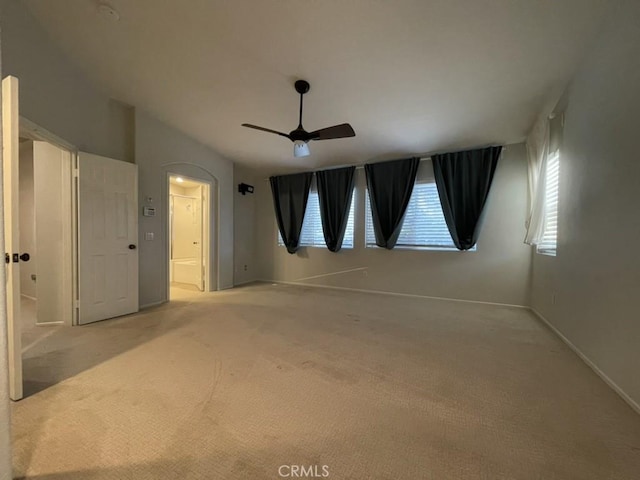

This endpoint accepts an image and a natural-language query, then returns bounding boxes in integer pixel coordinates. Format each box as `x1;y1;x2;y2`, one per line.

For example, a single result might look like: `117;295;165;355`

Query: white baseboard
531;308;640;416
258;278;528;309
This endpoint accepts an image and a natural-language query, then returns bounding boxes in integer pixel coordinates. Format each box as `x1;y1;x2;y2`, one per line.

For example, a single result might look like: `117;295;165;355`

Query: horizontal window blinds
365;183;457;249
279;191;355;248
537;150;560;254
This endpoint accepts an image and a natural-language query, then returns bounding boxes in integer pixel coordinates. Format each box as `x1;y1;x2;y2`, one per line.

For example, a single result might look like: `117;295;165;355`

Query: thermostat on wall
143;207;156;217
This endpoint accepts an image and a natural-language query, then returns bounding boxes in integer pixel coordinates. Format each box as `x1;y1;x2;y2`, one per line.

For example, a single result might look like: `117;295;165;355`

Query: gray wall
531;0;640;408
136;110;234;307
234;165;258;285
0;0;134;162
255;143;531;306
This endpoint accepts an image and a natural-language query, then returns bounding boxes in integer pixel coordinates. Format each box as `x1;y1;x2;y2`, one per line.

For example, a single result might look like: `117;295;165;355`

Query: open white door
78;152;138;325
33;141;73;325
2;76;23;400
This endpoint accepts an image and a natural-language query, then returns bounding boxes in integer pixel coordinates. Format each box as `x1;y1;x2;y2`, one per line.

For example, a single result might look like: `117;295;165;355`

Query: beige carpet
11;283;640;479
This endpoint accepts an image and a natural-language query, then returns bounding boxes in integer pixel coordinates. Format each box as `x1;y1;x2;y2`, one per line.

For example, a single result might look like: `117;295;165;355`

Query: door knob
19;253;30;262
128;244;137;250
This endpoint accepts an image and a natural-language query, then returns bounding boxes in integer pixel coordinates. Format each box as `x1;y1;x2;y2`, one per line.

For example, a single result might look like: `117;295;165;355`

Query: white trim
19;116;76;151
531;308;640;416
258;279;529;309
20;294;36;301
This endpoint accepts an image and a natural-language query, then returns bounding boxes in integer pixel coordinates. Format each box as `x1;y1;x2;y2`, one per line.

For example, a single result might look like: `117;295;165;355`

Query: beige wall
18;140;36;298
531;0;640;408
254;144;531;306
0;0;134;162
135;110;234;307
234;166;258;285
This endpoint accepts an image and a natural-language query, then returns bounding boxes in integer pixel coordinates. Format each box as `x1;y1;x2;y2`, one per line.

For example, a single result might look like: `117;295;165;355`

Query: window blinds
537;150;560;255
365;183;457;249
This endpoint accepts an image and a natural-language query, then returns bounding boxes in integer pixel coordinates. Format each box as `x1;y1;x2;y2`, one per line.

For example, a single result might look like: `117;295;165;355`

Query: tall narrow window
537;150;560;255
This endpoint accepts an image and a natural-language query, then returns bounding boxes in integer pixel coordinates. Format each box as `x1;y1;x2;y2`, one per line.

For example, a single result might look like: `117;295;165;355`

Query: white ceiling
24;0;612;172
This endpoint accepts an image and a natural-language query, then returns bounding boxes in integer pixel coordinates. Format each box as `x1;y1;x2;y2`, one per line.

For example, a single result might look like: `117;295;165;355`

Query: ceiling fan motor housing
289;127;311;142
294;80;310;94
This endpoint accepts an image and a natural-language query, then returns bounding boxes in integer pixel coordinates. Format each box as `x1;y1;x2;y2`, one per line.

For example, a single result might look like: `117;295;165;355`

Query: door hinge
74;299;80;309
72;167;79;178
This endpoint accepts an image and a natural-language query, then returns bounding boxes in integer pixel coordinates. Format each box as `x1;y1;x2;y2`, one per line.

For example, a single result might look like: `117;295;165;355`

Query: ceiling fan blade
309;123;356;141
241;124;291;139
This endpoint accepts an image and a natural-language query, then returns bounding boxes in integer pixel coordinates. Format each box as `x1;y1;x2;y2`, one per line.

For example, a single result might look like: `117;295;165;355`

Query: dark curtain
432;146;502;250
316;166;356;252
365;157;420;249
269;172;313;254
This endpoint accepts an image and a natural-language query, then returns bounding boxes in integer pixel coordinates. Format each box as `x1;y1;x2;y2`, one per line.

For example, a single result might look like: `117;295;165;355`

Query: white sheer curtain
524;116;550;245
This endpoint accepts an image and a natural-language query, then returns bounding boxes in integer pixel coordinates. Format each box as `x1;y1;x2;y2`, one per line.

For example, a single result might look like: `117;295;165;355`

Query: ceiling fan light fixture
293;140;310;158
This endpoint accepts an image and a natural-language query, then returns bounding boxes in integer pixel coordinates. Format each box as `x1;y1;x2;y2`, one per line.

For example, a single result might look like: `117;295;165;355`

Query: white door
78;152;138;325
33;141;73;325
2;76;23;400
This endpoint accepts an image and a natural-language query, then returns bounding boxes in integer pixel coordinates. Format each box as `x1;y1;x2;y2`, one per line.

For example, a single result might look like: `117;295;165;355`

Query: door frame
19;117;77;326
166;172;212;295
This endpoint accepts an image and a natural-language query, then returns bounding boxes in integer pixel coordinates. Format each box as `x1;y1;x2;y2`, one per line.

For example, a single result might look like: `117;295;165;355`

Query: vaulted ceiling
24;0;612;170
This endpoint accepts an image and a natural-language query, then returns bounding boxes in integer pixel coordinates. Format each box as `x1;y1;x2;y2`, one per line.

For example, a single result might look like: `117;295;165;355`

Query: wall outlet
244;265;248;271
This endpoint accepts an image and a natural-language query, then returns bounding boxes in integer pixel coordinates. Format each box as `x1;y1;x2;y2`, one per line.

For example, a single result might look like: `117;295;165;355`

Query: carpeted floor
11;283;640;479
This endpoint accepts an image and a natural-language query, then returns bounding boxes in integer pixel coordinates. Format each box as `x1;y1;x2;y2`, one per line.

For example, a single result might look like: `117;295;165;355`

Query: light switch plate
143;206;156;217
145;232;154;241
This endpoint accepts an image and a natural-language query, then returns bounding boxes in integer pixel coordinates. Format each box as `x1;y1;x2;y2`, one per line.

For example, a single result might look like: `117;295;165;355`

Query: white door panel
78;152;138;324
2;76;23;400
33;141;72;325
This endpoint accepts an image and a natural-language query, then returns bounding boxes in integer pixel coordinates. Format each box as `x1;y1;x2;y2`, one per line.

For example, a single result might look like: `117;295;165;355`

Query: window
365;182;466;250
278;191;355;248
537;150;560;255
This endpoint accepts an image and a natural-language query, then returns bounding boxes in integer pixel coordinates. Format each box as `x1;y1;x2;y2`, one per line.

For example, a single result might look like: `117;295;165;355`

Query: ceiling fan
242;80;356;158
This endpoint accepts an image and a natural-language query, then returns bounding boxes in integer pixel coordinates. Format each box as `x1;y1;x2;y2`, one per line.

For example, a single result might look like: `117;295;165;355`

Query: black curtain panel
432;146;502;250
269;172;313;254
365;157;420;249
316;166;356;252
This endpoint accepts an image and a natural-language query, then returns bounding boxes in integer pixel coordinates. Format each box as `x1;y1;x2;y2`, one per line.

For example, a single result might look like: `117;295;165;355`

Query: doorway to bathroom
168;175;210;299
